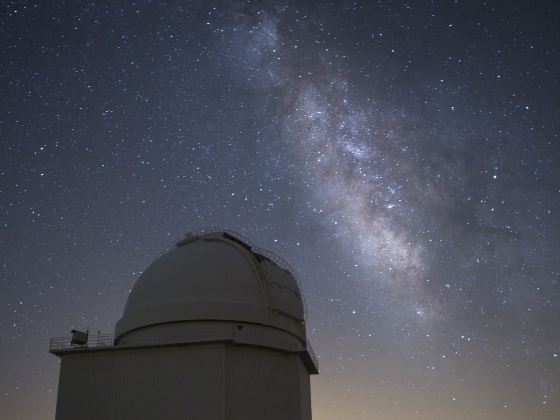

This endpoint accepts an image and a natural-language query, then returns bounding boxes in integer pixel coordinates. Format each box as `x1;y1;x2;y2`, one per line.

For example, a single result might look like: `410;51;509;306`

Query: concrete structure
50;230;318;420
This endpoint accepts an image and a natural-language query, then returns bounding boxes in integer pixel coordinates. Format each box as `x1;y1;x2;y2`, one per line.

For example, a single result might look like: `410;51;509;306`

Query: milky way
1;1;559;419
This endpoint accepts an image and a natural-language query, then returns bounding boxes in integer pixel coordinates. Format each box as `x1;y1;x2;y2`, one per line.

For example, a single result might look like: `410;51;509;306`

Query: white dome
115;231;306;343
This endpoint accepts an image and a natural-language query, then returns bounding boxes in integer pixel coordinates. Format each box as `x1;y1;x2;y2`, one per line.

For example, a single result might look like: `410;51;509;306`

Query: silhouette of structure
50;230;318;420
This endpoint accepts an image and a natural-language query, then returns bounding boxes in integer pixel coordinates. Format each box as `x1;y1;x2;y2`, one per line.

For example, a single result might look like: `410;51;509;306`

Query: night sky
1;1;559;419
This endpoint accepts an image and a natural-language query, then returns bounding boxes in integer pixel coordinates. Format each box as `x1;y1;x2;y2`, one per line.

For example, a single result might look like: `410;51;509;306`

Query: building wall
226;345;311;419
55;343;311;420
56;344;225;420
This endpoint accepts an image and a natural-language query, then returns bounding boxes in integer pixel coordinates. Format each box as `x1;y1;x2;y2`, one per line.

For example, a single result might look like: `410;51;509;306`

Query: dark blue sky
1;1;559;419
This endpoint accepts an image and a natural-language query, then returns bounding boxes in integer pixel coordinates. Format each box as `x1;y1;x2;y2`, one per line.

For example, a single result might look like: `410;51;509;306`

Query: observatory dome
114;231;306;344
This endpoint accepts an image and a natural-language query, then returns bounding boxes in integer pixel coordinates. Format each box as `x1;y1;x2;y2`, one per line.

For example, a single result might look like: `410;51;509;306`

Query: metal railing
49;331;319;372
49;334;115;351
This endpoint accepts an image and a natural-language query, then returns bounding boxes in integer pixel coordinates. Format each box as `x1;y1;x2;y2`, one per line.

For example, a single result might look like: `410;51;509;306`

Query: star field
1;1;559;419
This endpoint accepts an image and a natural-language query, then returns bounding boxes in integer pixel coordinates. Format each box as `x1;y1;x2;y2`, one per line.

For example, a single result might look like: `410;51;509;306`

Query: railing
50;331;319;372
49;334;115;352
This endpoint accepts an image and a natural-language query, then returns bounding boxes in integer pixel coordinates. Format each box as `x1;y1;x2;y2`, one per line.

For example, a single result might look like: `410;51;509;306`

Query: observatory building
50;230;318;420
